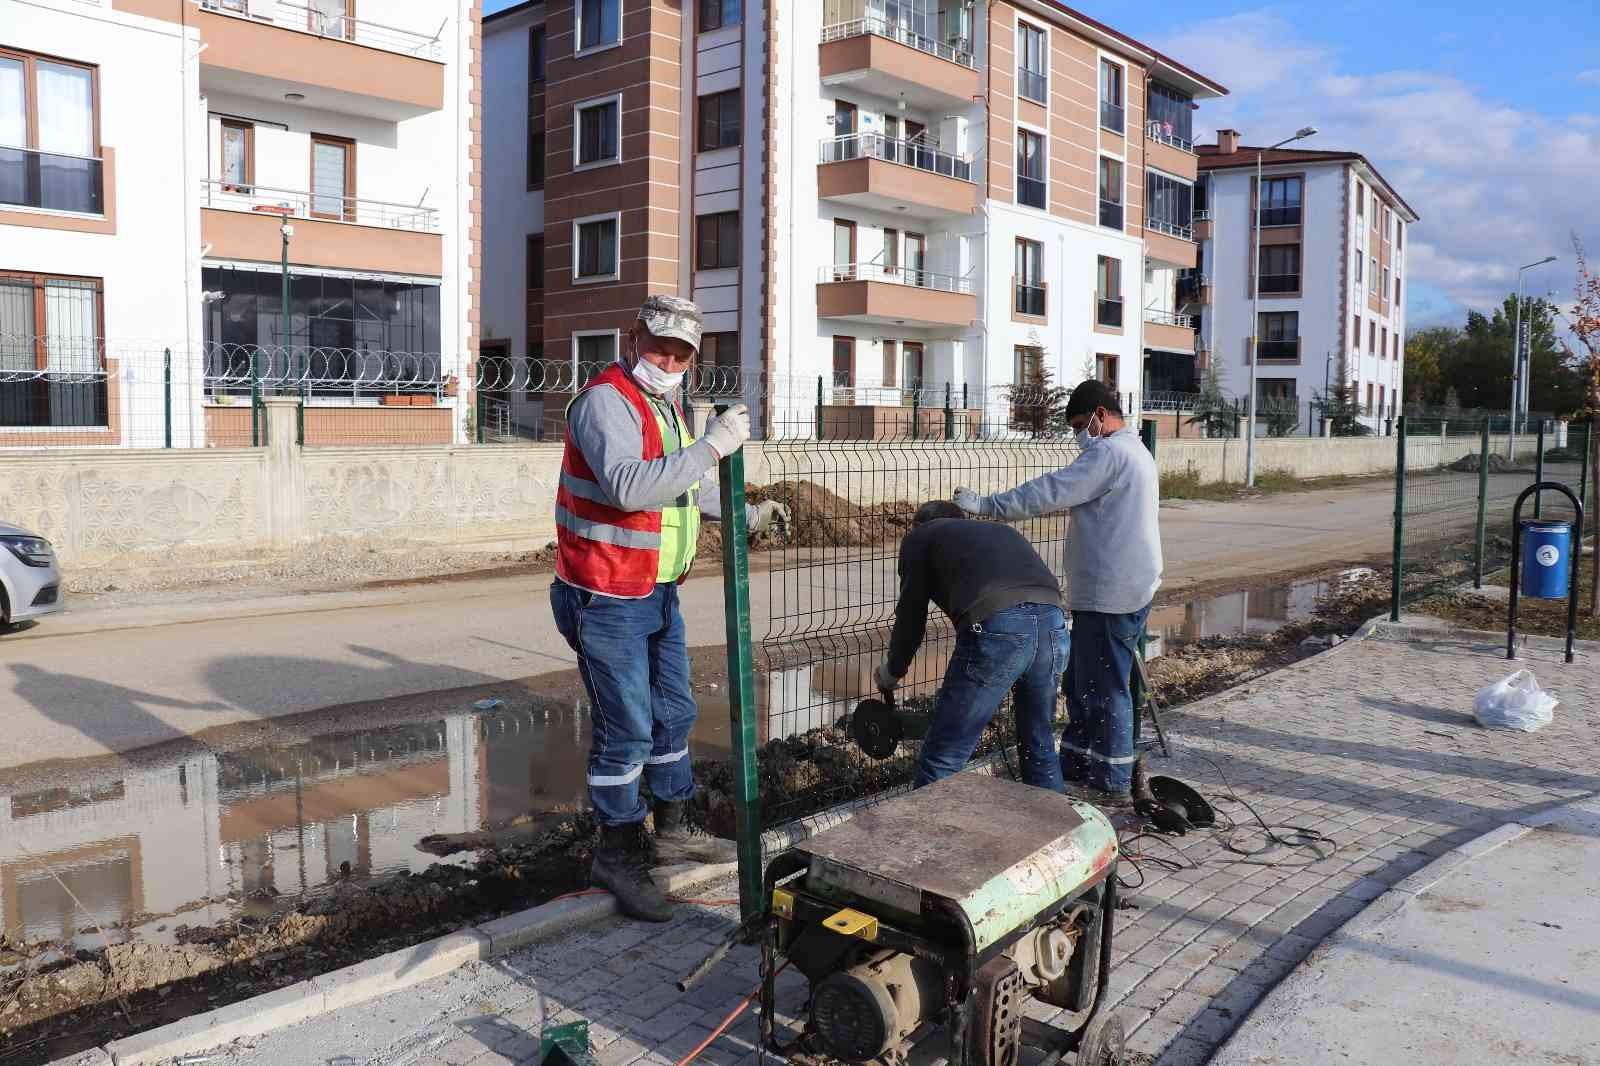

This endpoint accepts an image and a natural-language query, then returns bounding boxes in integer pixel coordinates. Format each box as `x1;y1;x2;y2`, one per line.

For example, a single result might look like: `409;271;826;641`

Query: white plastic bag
1472;670;1558;732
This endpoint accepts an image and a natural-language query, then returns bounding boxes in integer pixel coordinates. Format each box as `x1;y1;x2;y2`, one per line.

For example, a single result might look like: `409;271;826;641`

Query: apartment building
1;0;478;447
1191;131;1418;427
481;0;1224;437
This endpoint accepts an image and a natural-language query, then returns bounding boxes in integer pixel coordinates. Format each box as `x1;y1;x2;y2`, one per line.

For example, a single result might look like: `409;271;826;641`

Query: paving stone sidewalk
176;618;1599;1066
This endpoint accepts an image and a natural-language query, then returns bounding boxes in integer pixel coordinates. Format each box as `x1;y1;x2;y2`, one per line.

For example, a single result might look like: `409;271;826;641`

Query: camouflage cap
637;294;703;353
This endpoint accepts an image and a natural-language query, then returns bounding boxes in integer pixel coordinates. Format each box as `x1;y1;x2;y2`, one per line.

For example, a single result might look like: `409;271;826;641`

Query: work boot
1131;754;1155;805
652;800;738;865
1065;782;1135;809
591;823;673;923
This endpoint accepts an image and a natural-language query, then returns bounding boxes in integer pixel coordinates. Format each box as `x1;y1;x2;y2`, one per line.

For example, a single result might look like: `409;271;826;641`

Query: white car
0;522;65;626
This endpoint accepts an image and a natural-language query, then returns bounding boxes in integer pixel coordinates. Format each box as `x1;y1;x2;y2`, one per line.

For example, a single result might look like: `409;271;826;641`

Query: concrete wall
1158;433;1540;484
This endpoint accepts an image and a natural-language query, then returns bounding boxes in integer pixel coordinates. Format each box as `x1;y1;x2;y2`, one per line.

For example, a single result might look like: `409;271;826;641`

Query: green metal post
281;222;291;401
1390;414;1406;621
250;348;261;447
1534;420;1546;518
476;389;486;445
716;406;762;921
1474;417;1491;588
815;375;824;440
943;381;954;440
910;389;920;440
163;348;172;449
296;394;305;446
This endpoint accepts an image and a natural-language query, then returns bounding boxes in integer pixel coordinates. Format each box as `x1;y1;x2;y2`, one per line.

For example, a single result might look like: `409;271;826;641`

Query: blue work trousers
1060;604;1151;793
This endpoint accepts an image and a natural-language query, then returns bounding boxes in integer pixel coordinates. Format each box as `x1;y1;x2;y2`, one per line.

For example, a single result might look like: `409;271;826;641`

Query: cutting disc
849;697;903;760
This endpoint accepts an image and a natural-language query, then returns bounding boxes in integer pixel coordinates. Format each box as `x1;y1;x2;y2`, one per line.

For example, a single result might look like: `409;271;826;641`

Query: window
1257;244;1300;293
1395;273;1402;304
699;0;741;31
1096;353;1118;390
1257;378;1296;404
1396;222;1404;250
1014;345;1042;385
1378;384;1385;416
1017;23;1047;104
831;219;856;278
1258;176;1302;226
576;331;618;364
883;228;899;275
1381;326;1388;358
529;26;546;82
578;0;621;52
1394;332;1400;360
1098;157;1123;230
1256;311;1298;360
220;119;253;192
1382;267;1390;302
1353;314;1361;352
696;211;740;270
1095;255;1121;328
903;342;924;389
832;336;855;387
1016;129;1045;209
526;235;544;292
1369;320;1376;354
1355;182;1364;216
1099;59;1124;133
702;331;738;370
1014;238;1044;315
0;273;105;428
1193;173;1210;215
904;232;926;284
698;89;741;151
0;49;102;214
1354;252;1363;284
527;125;545;188
1146;171;1193;238
310;133;354;221
1382;206;1391;236
1369;255;1377;290
881;339;897;386
574;214;619;280
1366;382;1374;413
1146;82;1192;146
575;97;620;167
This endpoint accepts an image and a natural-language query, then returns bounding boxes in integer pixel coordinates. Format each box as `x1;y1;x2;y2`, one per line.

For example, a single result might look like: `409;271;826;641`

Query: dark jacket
885;518;1061;679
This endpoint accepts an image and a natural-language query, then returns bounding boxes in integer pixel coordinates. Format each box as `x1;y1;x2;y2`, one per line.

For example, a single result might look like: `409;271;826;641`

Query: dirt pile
1448;453;1518;473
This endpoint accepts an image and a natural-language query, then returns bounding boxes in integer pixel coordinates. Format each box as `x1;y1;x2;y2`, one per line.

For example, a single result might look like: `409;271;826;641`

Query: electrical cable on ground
676;961;790;1066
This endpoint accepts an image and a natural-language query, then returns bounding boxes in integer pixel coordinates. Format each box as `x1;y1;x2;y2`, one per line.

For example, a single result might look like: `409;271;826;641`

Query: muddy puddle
1149;567;1375;648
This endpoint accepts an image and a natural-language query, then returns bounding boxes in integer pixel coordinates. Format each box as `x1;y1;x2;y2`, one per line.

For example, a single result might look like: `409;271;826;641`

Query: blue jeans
1061;604;1151;793
550;579;697;827
914;603;1067;792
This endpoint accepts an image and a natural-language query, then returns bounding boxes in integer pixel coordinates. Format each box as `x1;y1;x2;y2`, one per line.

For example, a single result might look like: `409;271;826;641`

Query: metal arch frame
1507;481;1584;664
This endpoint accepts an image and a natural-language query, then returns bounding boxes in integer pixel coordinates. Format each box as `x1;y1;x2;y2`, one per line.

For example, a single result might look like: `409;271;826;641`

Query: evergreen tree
1006;348;1070;437
1186;361;1234;438
1315;352;1372;436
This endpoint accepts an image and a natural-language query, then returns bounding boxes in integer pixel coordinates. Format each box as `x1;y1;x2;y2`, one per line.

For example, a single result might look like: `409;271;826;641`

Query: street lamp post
1509;255;1556;459
1247;125;1318;486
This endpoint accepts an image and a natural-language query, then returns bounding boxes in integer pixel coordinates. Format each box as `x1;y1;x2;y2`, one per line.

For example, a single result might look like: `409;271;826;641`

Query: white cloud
1150;11;1600;319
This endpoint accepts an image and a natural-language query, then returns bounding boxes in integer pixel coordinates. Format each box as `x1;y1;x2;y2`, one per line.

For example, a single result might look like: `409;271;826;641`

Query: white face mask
1075;413;1104;449
629;352;685;396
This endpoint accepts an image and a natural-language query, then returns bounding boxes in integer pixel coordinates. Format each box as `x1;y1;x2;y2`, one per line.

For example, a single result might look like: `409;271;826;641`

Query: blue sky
484;1;1600;331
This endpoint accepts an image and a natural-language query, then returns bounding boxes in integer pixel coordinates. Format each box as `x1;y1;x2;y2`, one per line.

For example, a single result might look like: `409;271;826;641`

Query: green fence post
1534;420;1546;518
815;375;824;440
250;349;261;447
716;406;762;922
296;396;305;447
1390;414;1406;621
162;348;172;449
943;381;954;440
1474;417;1491;588
476;389;486;445
910;389;920;441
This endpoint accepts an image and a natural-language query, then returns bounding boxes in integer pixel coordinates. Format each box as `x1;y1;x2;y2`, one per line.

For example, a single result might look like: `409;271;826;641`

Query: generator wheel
1075;1012;1125;1066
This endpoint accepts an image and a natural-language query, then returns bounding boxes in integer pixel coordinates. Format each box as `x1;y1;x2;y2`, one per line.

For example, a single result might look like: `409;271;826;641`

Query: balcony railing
200;179;440;231
0;146;104;215
1017;68;1047;104
820;16;976;69
1258;273;1300;294
1096;296;1123;328
1017;175;1046;209
820;262;975;294
1177;271;1210;304
1015;283;1045;316
1145;308;1195;329
1145;120;1193;153
1258;205;1302;226
1099;198;1123;230
1148;216;1194;241
198;0;444;59
1193;208;1213;222
819;133;973;182
1143;389;1201;412
1257;339;1300;360
1100;100;1125;133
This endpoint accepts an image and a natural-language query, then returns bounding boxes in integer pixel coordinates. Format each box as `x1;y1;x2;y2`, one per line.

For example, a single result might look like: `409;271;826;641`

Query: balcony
1018;175;1047;210
1;147;103;214
200;180;442;275
1258;273;1300;295
1254;338;1302;363
1258;205;1302;227
1177;271;1211;306
820;17;979;111
1145;220;1198;269
1144;119;1197;181
1095;296;1123;330
1144;308;1196;353
818;134;976;219
1099;198;1123;231
1100;100;1125;134
1014;281;1046;318
1193;208;1213;241
192;0;444;119
816;262;976;327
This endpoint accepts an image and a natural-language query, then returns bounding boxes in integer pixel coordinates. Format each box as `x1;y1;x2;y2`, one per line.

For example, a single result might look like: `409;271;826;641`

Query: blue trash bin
1520;520;1572;599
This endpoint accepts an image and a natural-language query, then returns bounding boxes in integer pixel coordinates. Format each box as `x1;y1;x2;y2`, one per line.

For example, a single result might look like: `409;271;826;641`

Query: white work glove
873;662;900;694
702;403;751;459
747;500;790;535
953;487;988;515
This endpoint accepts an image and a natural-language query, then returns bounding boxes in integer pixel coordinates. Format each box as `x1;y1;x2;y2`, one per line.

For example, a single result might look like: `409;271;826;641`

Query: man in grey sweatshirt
953;380;1161;802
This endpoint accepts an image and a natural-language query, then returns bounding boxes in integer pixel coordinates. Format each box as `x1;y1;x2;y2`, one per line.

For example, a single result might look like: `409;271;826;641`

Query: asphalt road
0;474;1502;772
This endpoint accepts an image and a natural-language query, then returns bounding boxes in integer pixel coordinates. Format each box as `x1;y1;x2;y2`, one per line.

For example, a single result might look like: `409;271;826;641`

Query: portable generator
758;773;1127;1066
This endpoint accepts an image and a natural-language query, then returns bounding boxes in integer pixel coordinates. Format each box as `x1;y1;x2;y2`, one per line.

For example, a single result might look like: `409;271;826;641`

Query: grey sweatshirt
979;427;1162;614
564;371;748;523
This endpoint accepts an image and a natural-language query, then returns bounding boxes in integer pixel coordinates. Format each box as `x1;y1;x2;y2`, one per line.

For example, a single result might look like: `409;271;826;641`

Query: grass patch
1415;554;1600;642
1160;464;1378;501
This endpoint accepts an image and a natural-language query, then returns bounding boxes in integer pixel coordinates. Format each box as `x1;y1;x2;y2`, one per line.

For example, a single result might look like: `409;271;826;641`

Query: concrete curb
1209;791;1600;1065
64;860;738;1066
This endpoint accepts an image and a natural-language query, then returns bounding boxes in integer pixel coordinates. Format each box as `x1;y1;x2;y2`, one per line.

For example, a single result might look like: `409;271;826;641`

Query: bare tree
1567;234;1600;615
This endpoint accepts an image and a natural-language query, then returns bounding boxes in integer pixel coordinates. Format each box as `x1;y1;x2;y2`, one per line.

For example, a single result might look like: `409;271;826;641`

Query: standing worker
952;381;1161;805
549;295;788;922
874;501;1067;792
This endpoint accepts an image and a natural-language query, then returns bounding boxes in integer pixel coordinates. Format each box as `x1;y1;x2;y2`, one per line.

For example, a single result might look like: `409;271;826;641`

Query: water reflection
1149;568;1372;646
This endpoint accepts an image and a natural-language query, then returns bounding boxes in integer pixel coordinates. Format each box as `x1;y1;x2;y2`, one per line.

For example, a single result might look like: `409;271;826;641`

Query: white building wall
481;4;545;356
